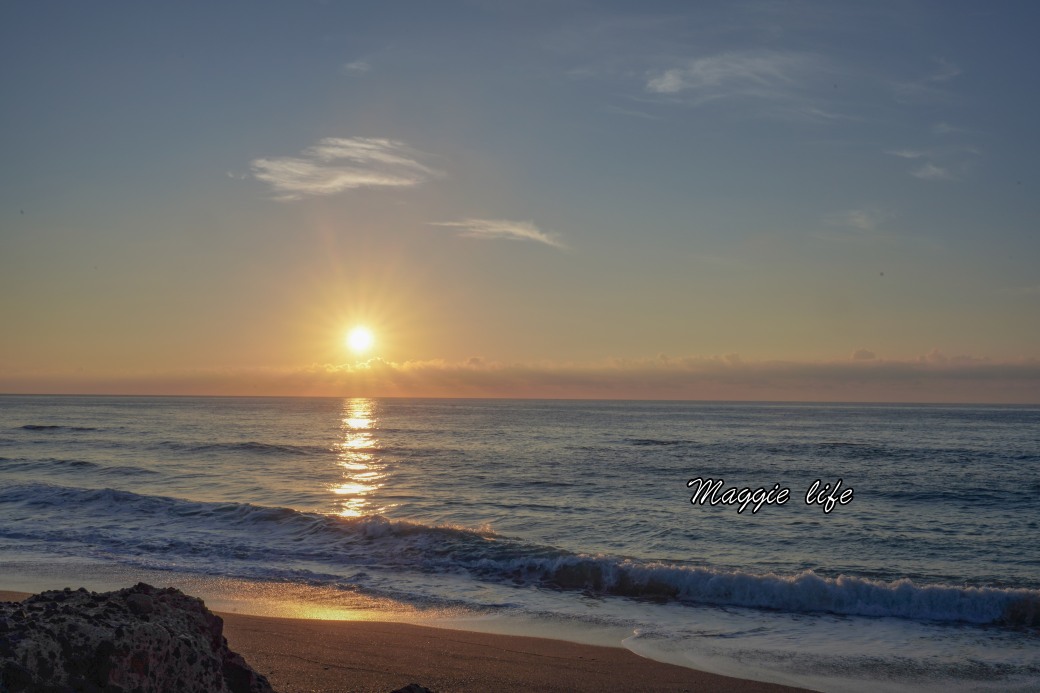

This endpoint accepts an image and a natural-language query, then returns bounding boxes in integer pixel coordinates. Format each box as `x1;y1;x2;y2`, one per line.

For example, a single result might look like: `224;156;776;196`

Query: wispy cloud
894;58;961;103
911;162;954;181
781;106;849;123
826;208;889;231
885;149;925;159
928;58;961;83
886;144;976;182
932;121;963;136
646;50;821;103
604;105;662;121
430;218;565;249
342;60;371;74
250;137;439;200
642;50;845;123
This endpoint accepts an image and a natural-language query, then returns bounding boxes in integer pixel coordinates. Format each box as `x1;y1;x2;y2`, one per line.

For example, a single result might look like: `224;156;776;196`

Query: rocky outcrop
0;583;273;693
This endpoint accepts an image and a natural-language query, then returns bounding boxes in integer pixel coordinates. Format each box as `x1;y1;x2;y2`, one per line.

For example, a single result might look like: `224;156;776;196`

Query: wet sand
0;590;811;692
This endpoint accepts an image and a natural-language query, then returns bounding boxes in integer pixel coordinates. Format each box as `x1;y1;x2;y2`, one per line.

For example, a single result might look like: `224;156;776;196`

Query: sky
2;0;1039;402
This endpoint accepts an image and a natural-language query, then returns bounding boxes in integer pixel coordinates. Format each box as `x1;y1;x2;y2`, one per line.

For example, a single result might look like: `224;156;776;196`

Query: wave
1;482;1037;629
812;441;1039;465
153;441;336;456
626;438;694;447
0;456;98;469
18;425;99;432
0;457;157;476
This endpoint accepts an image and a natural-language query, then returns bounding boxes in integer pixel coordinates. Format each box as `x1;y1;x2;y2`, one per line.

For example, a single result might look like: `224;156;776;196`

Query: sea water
0;396;1037;692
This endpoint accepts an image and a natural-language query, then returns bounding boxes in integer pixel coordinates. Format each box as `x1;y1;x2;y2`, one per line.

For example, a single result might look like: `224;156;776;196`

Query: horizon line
2;392;1036;407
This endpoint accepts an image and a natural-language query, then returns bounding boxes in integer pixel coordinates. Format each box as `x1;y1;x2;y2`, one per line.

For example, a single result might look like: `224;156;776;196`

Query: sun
346;326;375;354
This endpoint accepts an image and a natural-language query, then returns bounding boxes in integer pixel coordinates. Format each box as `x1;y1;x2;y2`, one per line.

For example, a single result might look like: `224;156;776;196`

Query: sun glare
346;326;375;354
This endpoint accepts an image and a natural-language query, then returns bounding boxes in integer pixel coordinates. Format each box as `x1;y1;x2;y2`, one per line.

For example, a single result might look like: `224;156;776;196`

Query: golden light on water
345;414;372;429
331;398;391;518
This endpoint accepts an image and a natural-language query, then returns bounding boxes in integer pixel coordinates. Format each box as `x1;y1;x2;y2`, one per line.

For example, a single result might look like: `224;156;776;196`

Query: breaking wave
1;482;1036;628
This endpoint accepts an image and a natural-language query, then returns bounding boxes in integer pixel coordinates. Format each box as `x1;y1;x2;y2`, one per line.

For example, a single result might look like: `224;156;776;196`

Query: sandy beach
1;589;809;693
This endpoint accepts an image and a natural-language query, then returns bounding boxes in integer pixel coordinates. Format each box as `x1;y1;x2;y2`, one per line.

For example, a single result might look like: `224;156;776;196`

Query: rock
125;593;154;616
0;582;274;693
390;685;436;693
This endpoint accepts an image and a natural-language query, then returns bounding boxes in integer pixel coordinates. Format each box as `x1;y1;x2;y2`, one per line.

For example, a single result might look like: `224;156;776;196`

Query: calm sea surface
1;396;1038;691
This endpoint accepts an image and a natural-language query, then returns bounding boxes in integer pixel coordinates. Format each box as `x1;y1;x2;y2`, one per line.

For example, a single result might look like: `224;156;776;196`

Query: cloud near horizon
430;219;565;248
6;352;1038;404
250;137;439;200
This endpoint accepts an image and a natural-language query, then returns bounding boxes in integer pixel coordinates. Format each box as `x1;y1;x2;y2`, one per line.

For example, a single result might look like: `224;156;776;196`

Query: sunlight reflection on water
332;398;391;517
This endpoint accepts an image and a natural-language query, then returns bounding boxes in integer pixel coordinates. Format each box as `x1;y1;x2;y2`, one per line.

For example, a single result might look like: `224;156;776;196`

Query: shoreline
1;589;811;692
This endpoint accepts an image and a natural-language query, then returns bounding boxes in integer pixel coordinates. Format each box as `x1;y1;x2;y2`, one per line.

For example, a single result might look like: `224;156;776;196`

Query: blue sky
2;1;1038;401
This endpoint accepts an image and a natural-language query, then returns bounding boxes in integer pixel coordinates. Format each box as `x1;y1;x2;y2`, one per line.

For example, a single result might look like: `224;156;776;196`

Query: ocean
1;395;1037;692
